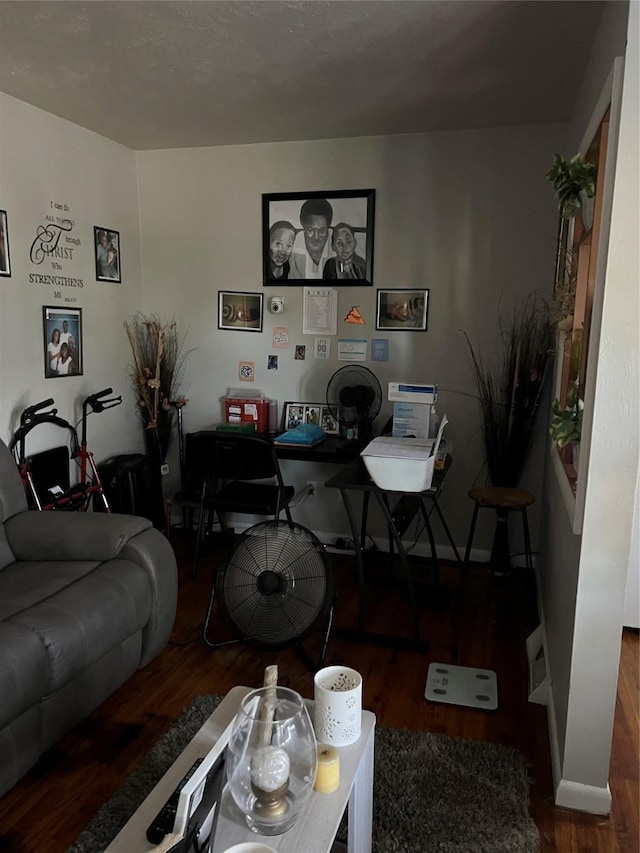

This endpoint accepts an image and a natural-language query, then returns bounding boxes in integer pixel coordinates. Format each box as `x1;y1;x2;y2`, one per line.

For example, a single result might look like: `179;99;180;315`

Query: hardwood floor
0;531;637;853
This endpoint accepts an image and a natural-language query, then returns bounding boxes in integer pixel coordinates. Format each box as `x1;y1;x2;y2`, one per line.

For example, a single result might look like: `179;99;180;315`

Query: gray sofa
0;438;178;797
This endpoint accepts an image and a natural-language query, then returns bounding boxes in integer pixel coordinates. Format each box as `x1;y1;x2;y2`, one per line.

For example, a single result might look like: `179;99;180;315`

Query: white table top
106;686;376;853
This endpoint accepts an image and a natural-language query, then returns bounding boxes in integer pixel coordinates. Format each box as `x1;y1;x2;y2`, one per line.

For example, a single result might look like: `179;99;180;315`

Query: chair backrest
189;431;284;483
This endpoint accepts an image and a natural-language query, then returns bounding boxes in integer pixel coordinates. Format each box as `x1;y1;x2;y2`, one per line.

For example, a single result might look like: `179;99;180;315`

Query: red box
224;397;269;433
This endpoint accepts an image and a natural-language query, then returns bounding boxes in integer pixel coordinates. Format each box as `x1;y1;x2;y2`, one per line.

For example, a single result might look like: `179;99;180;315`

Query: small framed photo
376;289;429;331
320;405;339;435
282;402;340;435
0;210;11;277
43;306;83;378
94;226;121;282
262;189;375;285
284;402;305;430
218;291;263;332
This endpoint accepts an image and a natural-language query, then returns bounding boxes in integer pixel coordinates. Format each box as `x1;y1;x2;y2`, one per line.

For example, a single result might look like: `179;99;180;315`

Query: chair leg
192;486;207;579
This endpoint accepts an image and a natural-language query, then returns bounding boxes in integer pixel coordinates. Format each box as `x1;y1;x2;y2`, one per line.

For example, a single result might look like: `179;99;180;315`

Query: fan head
326;365;382;446
216;521;333;649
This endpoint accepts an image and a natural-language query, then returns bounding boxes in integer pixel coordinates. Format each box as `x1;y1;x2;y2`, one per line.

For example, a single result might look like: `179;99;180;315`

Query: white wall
538;0;638;814
0;94;145;461
136;125;566;547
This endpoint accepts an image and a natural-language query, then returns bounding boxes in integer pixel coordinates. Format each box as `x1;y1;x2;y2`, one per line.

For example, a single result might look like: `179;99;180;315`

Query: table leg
373;491;420;642
419;498;439;586
339;487;366;632
347;723;374;853
431;497;463;566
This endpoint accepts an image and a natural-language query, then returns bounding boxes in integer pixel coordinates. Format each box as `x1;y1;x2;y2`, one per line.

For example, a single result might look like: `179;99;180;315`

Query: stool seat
468;486;535;510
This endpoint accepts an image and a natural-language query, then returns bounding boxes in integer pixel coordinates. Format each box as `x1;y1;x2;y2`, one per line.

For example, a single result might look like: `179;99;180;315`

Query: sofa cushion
0;559;100;620
4;511;152;563
0;622;49;729
0;521;15;572
6;559;152;692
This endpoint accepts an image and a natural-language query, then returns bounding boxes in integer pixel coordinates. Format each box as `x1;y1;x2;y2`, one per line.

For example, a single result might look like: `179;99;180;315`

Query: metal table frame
325;456;462;649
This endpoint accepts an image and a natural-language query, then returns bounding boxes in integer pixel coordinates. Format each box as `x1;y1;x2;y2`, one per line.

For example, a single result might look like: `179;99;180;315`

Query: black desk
273;435;358;465
324;455;462;648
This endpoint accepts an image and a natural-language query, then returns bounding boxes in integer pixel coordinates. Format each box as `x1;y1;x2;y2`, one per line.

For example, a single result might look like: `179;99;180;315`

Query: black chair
190;431;295;576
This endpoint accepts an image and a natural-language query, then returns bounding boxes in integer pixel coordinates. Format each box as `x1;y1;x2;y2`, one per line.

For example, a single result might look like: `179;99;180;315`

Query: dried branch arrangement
124;313;188;461
462;294;555;488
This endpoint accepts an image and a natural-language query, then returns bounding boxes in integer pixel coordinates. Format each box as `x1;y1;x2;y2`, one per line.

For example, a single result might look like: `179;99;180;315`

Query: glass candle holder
226;687;317;836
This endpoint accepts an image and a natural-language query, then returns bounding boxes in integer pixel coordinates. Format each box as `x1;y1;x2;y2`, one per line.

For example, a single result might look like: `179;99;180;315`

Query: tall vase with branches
124;314;188;465
462;293;555;571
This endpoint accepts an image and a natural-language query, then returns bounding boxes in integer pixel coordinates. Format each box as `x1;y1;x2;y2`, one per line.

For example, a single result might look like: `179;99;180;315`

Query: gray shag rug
67;695;539;853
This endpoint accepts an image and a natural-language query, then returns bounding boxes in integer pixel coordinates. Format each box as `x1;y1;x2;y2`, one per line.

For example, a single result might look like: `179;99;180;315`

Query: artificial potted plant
546;153;597;227
549;385;583;470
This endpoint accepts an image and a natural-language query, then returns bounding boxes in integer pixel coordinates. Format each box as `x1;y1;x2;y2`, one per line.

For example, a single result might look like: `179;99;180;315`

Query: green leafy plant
546;153;597;219
549;386;583;448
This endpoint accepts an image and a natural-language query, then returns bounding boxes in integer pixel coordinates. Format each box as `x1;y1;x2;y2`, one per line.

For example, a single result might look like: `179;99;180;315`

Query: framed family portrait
262;189;375;286
283;401;339;434
218;291;263;332
376;289;429;331
0;210;11;277
43;306;83;378
94;226;121;282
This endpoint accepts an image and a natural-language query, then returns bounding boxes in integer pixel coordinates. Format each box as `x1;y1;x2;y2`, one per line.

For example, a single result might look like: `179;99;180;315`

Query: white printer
361;416;448;492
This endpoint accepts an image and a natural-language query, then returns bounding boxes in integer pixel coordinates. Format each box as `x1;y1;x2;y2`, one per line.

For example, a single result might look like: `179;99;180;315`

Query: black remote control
146;757;204;844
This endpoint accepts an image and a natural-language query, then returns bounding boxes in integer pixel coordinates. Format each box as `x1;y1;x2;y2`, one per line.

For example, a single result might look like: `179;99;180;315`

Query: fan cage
216;520;333;650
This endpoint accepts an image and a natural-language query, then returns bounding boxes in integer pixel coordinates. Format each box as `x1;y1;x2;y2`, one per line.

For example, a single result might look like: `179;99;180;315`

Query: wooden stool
463;486;535;572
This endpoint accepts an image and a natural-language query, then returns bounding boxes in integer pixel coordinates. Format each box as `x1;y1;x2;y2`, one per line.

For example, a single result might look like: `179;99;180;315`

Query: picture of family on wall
42;306;83;378
263;189;375;286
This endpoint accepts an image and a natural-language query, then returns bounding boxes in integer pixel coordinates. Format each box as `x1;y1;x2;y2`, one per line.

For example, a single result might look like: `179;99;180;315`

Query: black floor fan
203;520;334;670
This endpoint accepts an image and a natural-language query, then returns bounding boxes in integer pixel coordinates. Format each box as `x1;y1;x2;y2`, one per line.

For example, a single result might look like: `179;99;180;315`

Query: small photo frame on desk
283;402;339;434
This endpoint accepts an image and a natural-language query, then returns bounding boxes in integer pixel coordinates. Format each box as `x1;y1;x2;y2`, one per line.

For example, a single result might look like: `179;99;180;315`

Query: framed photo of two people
263;189;375;286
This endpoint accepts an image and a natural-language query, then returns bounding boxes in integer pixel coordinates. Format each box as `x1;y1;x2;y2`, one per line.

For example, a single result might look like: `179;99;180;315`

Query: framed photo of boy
0;210;11;277
218;291;263;332
94;226;121;282
376;289;429;331
262;189;375;286
43;306;83;378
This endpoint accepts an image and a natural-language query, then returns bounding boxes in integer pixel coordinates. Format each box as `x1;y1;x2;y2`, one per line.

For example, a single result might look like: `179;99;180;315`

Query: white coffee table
106;686;376;853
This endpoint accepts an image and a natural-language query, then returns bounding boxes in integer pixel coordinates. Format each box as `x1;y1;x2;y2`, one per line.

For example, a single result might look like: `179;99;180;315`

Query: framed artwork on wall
218;291;263;332
0;210;11;277
43;305;83;378
94;226;121;282
262;189;375;286
376;289;429;331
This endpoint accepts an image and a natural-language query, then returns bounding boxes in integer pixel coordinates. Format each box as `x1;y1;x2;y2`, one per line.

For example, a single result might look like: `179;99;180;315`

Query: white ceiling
0;0;605;151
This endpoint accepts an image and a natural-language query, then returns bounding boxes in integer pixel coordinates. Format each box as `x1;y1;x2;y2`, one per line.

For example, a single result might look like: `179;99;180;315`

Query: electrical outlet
161;463;170;476
306;481;317;498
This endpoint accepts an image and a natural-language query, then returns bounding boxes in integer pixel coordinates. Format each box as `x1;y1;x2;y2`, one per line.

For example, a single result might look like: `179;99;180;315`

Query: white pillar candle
313;744;340;793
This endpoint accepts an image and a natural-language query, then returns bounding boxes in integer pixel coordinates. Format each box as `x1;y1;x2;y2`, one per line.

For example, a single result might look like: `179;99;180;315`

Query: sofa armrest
4;511;152;562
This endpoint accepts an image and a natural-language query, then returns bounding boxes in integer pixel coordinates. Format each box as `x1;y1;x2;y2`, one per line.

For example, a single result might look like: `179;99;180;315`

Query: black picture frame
376;288;429;331
282;401;339;434
218;291;263;332
0;210;11;277
94;226;121;282
43;305;83;378
262;189;375;286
